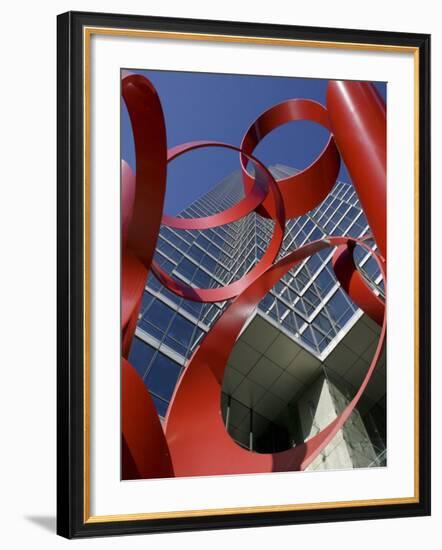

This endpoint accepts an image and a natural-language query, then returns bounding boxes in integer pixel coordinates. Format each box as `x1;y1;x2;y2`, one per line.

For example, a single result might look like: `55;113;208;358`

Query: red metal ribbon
240;99;341;220
151;141;286;302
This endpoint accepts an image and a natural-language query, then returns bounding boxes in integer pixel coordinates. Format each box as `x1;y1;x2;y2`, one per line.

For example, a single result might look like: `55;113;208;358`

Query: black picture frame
57;10;431;539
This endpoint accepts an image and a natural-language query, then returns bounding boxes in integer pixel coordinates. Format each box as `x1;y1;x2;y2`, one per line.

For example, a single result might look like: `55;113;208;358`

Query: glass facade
128;165;382;420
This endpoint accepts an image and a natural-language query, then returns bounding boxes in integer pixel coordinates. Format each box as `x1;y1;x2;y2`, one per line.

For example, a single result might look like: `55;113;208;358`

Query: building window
164;314;196;356
145;353;182;402
128;338;156;379
143;299;174;331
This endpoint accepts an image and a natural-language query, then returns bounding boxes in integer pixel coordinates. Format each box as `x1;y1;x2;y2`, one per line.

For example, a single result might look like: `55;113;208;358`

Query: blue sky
121;70;386;215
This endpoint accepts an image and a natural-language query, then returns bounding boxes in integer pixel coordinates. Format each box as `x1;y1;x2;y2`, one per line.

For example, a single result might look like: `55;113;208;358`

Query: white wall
0;1;439;548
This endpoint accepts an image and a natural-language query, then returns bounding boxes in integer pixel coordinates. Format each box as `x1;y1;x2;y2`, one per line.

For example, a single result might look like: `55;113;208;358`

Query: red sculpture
120;74;387;480
327;81;387;258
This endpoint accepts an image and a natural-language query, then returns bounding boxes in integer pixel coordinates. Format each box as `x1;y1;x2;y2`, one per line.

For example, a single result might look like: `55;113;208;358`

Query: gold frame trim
82;26;420;524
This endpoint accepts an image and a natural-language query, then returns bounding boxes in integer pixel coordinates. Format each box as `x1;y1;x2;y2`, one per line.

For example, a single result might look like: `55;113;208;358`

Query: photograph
121;69;387;480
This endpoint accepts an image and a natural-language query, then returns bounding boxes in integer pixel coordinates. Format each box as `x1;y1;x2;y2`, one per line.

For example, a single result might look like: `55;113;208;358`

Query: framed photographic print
57;11;431;538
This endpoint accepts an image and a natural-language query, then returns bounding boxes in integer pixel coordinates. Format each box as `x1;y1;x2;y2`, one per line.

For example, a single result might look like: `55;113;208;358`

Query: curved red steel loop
121;73;168;345
121;160;136;251
121;264;149;358
122;74;168;269
150;142;286;303
121;160;141;337
240;99;341;220
122;358;174;479
332;243;385;327
120;74;171;478
162;141;269;230
164;237;386;477
327;81;387;258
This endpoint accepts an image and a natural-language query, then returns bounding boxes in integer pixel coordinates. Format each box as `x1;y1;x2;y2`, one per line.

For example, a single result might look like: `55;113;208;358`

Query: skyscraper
128;165;386;471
